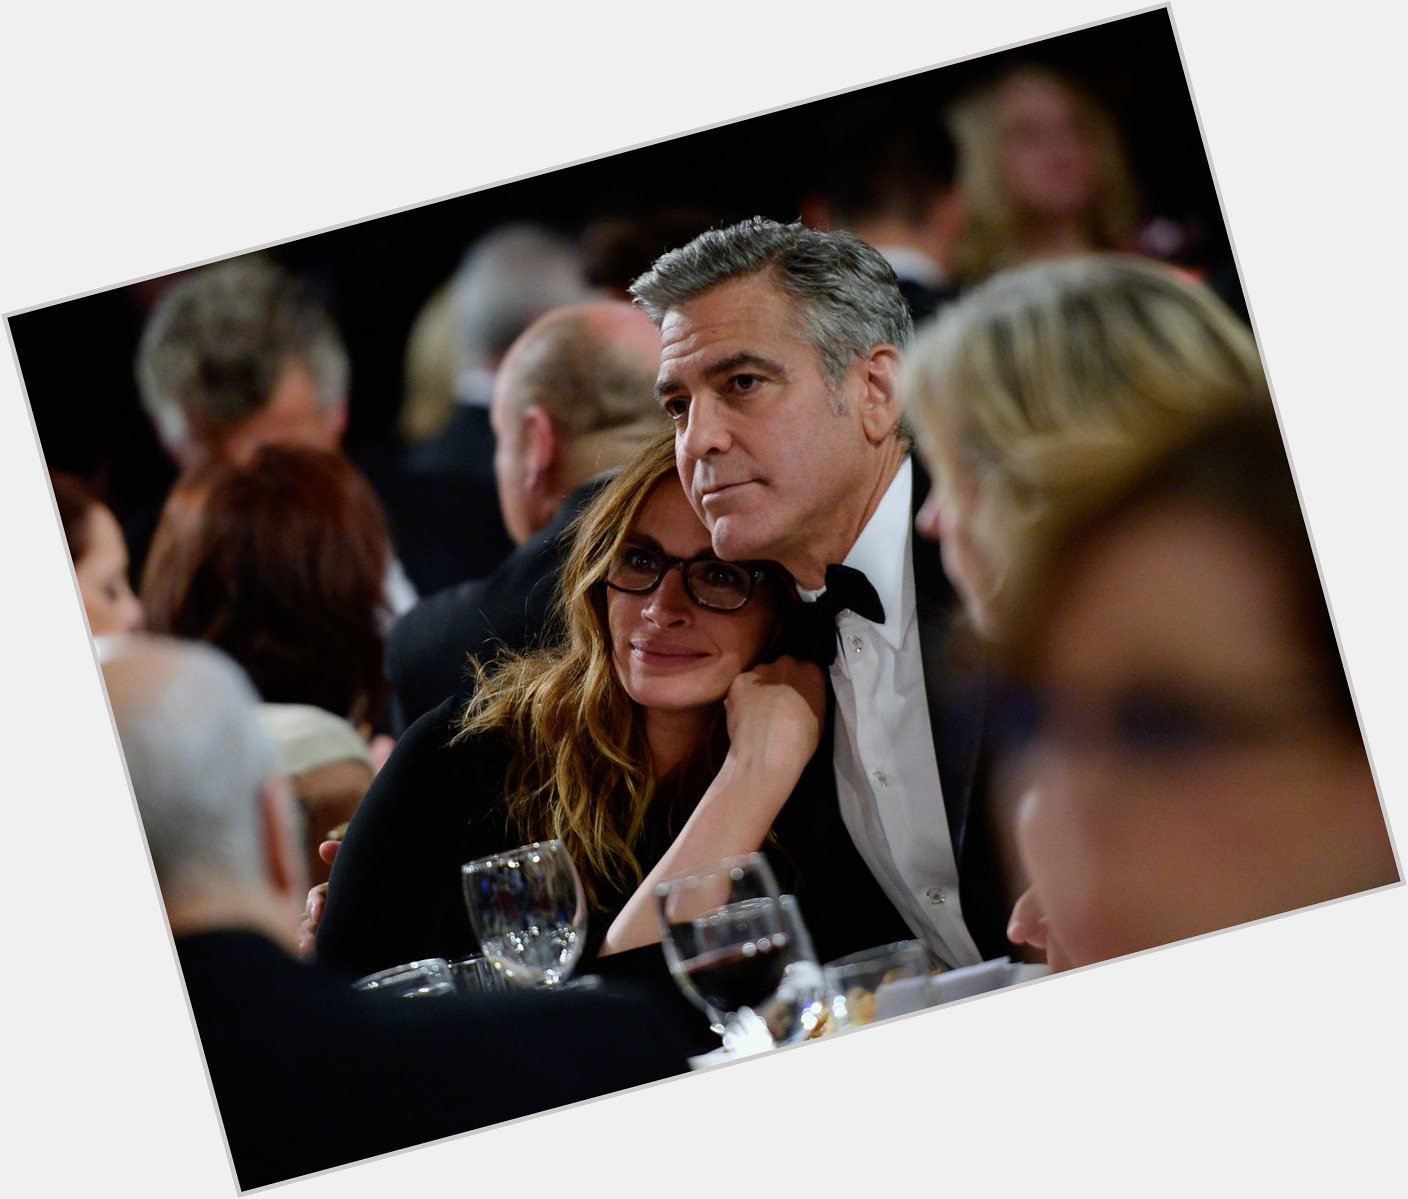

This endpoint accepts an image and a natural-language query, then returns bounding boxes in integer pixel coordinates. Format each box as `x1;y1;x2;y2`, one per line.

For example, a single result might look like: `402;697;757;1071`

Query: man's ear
858;345;904;445
321;397;350;450
521;405;560;494
259;775;306;902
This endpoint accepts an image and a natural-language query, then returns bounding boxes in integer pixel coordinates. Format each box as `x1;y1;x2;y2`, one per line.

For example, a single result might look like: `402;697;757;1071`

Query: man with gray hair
104;635;688;1189
631;217;1007;967
133;256;417;615
383;299;667;733
136;257;351;472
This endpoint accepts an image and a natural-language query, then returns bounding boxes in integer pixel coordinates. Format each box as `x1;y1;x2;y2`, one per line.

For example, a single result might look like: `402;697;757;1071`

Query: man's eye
731;374;760;393
661;397;689;422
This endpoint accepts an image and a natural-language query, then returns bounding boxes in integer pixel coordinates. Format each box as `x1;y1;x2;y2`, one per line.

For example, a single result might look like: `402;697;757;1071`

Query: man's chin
707;515;768;564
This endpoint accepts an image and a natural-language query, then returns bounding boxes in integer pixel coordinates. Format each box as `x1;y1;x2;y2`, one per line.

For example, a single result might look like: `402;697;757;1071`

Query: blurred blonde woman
946;65;1141;287
903;252;1269;641
996;408;1396;969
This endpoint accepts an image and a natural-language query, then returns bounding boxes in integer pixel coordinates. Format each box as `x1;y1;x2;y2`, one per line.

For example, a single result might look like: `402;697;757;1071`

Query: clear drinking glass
352;957;456;999
461;839;587;988
822;939;932;1030
656;853;820;1047
447;953;510;995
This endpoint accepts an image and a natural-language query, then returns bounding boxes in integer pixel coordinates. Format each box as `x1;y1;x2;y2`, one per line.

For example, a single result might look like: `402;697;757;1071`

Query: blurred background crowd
17;10;1237;581
18;11;1397;1186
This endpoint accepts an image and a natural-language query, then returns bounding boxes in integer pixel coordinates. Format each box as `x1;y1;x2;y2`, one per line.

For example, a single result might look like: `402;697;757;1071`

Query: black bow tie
778;565;885;666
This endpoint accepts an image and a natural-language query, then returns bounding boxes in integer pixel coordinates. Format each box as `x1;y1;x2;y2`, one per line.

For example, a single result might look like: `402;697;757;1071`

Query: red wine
677;933;791;1017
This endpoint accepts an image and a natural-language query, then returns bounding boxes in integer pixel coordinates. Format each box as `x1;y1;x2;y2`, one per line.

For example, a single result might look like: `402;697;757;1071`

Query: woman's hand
600;658;825;958
723;656;826;774
294;840;342;958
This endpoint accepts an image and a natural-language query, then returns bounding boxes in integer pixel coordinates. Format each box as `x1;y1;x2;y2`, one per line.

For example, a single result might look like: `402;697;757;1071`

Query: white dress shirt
799;459;982;969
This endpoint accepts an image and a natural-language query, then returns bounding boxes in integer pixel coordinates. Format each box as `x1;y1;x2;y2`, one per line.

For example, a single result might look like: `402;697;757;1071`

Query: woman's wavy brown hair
458;430;786;909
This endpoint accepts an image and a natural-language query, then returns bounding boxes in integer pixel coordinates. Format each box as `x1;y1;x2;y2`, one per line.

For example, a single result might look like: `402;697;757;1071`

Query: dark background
11;8;1223;528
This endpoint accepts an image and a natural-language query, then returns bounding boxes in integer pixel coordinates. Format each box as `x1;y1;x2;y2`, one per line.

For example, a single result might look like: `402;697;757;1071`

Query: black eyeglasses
604;545;771;612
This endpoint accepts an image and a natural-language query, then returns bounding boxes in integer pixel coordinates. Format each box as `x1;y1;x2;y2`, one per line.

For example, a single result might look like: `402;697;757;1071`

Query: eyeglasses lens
608;549;753;611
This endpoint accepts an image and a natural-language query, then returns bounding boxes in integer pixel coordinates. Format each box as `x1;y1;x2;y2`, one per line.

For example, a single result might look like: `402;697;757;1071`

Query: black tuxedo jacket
383;478;607;735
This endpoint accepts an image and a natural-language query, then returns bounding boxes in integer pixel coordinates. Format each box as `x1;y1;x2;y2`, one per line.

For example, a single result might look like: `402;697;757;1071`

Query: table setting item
351;957;457;1000
461;839;587;989
821;939;933;1031
656;852;826;1062
447;953;510;995
923;957;1049;1006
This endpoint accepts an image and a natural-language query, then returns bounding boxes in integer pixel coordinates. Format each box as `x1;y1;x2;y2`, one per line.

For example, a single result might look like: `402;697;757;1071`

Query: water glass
822;939;932;1030
461;839;587;988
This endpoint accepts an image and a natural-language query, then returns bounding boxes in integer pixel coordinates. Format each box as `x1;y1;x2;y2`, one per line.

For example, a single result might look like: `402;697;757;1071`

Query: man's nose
642;566;693;625
677;395;731;459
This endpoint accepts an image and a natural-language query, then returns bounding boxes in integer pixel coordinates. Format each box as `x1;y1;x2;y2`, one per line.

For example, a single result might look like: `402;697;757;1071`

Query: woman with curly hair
314;434;911;979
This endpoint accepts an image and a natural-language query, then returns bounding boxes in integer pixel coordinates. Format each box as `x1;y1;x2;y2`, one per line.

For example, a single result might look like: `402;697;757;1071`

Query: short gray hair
136;257;349;452
449;223;595;376
103;635;278;895
629;217;913;387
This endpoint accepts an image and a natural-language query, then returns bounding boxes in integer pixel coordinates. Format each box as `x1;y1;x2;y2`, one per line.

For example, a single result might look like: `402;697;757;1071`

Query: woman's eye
701;563;745;590
624;549;660;573
1112;692;1221;754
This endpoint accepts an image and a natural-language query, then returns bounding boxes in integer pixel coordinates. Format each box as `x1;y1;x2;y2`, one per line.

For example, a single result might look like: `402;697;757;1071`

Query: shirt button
925;886;947;905
849;634;864;655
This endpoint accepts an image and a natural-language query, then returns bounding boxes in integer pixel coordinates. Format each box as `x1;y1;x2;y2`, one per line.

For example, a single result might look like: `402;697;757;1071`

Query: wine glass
461;839;587;989
655;853;821;1048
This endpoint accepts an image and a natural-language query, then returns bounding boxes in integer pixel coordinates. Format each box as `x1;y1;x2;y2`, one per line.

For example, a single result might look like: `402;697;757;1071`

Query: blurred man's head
807;103;965;279
102;636;306;945
489;301;666;544
630;217;912;587
136;258;350;471
447;223;596;400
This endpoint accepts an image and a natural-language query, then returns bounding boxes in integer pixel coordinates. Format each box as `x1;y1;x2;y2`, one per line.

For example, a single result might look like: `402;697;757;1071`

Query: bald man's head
490;301;668;543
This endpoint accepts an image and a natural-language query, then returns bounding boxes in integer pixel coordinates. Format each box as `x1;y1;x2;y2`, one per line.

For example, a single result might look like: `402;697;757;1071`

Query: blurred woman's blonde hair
903;253;1270;623
946;65;1141;286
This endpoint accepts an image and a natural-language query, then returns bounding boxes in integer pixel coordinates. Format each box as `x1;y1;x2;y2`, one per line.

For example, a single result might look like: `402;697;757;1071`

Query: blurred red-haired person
141;444;393;735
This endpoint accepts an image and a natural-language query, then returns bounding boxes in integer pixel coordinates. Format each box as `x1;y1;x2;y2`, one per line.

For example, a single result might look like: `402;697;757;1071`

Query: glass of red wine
655;852;821;1049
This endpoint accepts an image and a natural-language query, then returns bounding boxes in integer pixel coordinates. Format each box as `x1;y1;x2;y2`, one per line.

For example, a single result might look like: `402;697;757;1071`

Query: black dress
315;695;914;982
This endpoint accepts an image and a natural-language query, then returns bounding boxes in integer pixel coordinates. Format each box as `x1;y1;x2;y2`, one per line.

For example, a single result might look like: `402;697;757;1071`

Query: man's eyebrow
653;351;787;403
